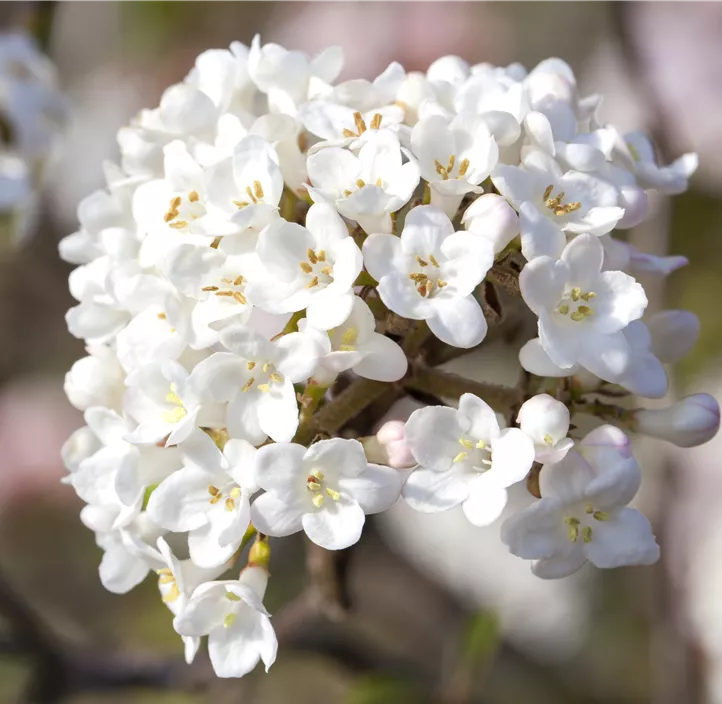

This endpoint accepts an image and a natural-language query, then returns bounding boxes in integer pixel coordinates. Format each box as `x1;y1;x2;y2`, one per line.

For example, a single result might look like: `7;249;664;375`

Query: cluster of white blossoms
60;37;720;678
0;31;66;246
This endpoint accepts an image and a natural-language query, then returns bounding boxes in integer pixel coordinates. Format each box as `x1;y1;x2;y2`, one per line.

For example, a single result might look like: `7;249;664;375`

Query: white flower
306;130;419;234
123;360;224;446
148;429;257;568
493;149;624;260
410;114;499;217
633;394;721;448
403;393;535;526
64;345;125;412
300;296;408;383
501;425;659;579
251;438;402;550
616;130;697;195
189;325;323;444
173;565;277;678
249;203;363;330
519;233;647;379
363;205;494;348
646;309;700;364
461;193;520;254
517;394;573;465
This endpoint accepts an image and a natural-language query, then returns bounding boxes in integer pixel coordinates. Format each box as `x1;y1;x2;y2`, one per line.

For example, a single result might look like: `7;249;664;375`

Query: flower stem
403;364;521;413
571;400;634;426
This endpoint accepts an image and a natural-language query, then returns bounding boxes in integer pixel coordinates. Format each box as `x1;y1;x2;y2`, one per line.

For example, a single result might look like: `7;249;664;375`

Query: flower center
208;484;242;511
435;154;470;181
453;437;492;471
338;327;358;352
223;590;242;628
556;287;596;322
164;190;206;230
299;248;333;290
240;360;285;394
342;111;383;138
162;384;187;423
409;253;447;298
305;468;341;508
564;504;610;543
202;274;247;305
342;176;384;198
233;180;265;209
543;184;581;216
157;567;180;603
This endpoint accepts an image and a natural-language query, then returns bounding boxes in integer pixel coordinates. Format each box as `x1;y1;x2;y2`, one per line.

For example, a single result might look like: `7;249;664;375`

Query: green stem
403;364;521;413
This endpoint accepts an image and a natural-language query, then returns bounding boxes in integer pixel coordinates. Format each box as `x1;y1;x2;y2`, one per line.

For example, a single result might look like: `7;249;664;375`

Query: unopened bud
462;194;519;254
633;394;720;448
372;420;416;469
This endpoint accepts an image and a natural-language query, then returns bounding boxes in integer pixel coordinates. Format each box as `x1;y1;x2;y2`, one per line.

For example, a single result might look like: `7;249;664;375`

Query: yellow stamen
300;262;313;274
253;180;264;200
242;377;255;392
257;383;271;393
453;451;468;463
188;190;199;202
543;185;554;201
310;469;325;481
247;361;256;370
162;584;181;603
225;498;235;511
429;254;440;267
370;113;382;130
230;487;242;499
157;312;167;319
158;574;175;584
544;434;554;446
416;255;428;267
325;487;341;501
459;438;473;449
436;279;447;288
225;591;241;602
312;493;325;508
245;185;257;204
353;111;366;135
224;613;236;628
233;275;244;286
409;272;428;282
307;276;319;288
202;286;219;292
233;292;247;304
320;266;332;276
317;250;326;262
356;178;366;189
307;248;318;264
582;526;593;543
269;372;284;383
169;220;188;230
208;485;220;496
458;158;470;177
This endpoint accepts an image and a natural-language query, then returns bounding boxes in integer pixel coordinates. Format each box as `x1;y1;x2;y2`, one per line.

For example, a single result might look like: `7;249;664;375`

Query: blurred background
1;2;722;702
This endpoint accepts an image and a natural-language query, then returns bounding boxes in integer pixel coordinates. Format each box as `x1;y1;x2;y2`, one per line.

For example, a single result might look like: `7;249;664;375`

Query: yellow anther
230;487;242;499
544;434;554;446
202;286;219;292
543;185;554;201
307;276;319;288
476;440;486;449
253;180;264;200
453;451;468;463
459;438;474;449
233;292;247;304
233;200;249;209
162;406;187;424
225;497;235;511
447;155;455;173
312;493;325;508
564;516;580;543
570;311;586;322
169;220;188;229
571;287;581;301
325;487;341;501
429;254;440;267
257;383;271;393
247;361;256;370
558;304;569;315
210;494;222;504
375;177;383;187
577;305;593;316
580;292;596;301
157;568;172;576
225;591;241;602
158;574;175;584
593;511;609;521
436;279;447;288
242;377;255;392
245;185;257;204
418;283;428;297
300;262;313;273
356;178;366;189
416;255;428;267
269;372;284;383
162;584;181;603
342;130;355;139
223;613;236;628
317;250;326;262
157;312;167;319
188;190;199;202
208;485;220;497
320;266;332;276
409;272;428;282
310;469;325;481
582;526;593;543
353;111;366;135
306;481;321;492
170;196;182;209
262;362;271;373
307;249;318;264
215;291;234;297
370;113;382;130
424;280;433;296
434;159;448;178
233;275;244;286
458;158;470;177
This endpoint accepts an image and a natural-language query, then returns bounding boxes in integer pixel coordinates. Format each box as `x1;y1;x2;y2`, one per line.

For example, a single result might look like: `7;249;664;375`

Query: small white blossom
403;394;535;526
251;438;402;550
517;394;573;465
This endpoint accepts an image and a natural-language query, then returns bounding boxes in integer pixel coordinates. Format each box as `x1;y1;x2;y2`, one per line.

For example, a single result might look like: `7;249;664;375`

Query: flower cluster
61;37;718;678
0;31;66;247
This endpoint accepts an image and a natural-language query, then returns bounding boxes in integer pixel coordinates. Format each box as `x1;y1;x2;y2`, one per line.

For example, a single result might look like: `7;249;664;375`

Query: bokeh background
1;2;722;702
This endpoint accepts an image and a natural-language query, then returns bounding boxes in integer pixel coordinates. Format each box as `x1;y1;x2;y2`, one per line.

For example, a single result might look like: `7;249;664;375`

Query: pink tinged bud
374;420;416;469
633;394;721;448
461;193;519;254
646;310;700;364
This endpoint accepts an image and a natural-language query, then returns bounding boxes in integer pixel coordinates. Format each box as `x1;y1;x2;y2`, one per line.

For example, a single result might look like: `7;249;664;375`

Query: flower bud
462;193;519;254
369;420;416;469
633;394;720;448
646;310;700;364
247;536;271;571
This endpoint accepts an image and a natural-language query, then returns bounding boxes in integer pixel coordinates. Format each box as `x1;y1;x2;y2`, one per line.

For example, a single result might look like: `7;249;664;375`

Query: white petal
301;498;365;550
338;463;402;513
353;334;408;382
404;406;464;470
251;493;304;538
519;202;567;261
461;477;509;527
403;466;470;512
584;508;659;569
427;294;487;348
